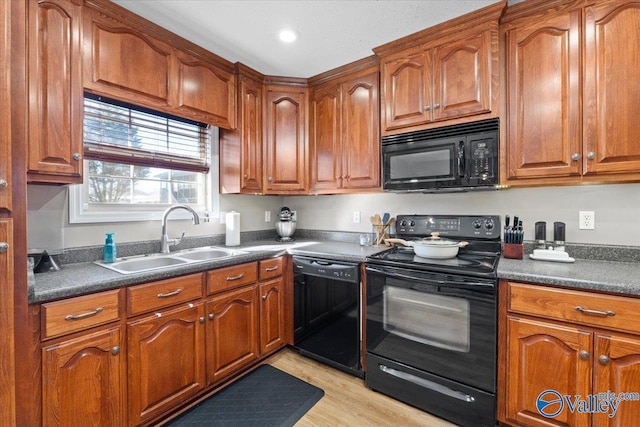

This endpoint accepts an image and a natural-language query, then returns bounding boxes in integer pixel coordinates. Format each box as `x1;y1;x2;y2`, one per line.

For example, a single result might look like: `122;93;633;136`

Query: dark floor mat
165;365;324;426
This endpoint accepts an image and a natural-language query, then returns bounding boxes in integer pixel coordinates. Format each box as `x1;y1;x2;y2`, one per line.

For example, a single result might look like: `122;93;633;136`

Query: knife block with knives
503;214;524;259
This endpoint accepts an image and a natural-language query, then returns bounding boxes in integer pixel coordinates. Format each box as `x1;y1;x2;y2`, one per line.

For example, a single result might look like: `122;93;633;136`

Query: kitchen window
69;95;218;223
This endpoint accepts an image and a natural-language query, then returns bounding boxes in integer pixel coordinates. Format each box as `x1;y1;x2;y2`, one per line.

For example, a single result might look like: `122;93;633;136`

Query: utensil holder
503;243;524;260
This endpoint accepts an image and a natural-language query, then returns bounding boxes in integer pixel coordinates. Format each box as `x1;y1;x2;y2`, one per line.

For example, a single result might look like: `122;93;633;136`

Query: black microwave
382;119;499;192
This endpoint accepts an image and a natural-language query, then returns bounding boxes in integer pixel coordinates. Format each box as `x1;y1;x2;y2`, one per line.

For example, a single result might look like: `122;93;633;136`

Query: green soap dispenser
104;232;117;263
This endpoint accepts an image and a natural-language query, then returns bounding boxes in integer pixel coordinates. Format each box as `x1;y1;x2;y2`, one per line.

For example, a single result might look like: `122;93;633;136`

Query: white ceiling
112;0;498;78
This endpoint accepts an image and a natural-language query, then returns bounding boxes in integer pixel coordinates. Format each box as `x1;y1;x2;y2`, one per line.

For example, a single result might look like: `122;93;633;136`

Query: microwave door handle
458;140;465;178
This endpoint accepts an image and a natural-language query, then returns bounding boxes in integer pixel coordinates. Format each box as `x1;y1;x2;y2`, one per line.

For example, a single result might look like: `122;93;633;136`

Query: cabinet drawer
127;273;204;316
508;282;640;334
42;289;120;339
207;262;257;294
259;257;284;280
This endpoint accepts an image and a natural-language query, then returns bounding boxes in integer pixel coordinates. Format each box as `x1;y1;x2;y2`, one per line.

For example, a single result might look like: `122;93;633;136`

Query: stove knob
409;220;416;227
473;220;482;229
484;219;495;230
399;219;407;227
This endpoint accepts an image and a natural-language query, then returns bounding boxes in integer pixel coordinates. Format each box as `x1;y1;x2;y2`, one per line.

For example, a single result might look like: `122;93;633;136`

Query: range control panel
395;214;501;240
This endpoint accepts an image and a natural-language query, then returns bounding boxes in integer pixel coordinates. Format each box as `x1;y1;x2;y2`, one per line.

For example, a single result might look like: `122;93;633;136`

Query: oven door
365;264;496;392
382;136;462;191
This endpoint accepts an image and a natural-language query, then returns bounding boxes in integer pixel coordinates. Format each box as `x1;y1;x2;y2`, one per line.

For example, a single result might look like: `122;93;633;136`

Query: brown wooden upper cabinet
83;1;236;129
27;0;84;184
374;2;502;135
220;66;264;194
502;0;640;186
263;82;309;195
309;60;380;193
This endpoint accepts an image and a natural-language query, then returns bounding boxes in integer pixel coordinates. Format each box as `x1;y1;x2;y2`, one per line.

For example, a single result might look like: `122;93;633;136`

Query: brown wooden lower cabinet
42;325;125;427
500;280;640;427
39;257;289;426
205;285;260;386
127;302;206;426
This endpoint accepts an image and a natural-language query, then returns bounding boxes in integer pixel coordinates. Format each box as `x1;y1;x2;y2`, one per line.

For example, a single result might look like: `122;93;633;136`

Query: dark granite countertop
497;255;640;297
29;239;388;304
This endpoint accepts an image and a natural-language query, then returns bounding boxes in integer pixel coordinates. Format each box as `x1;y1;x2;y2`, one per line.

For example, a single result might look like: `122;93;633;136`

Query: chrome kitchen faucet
160;204;200;253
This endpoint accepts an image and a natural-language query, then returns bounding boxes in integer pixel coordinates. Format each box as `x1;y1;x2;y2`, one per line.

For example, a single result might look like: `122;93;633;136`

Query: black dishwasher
293;256;362;377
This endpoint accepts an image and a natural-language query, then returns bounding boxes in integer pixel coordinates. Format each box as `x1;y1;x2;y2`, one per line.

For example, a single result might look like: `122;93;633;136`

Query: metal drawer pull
226;273;244;281
575;306;615;317
65;307;103;321
265;266;279;272
379;364;475;403
0;242;8;252
157;288;183;298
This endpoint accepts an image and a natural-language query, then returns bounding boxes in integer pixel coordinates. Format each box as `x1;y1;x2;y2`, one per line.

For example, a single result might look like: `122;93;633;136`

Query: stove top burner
366;214;502;278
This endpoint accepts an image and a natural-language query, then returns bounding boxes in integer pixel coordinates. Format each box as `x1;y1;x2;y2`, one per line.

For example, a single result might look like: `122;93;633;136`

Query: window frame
69;127;219;224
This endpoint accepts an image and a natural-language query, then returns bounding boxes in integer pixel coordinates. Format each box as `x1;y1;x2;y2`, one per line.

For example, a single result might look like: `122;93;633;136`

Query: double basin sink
95;246;248;275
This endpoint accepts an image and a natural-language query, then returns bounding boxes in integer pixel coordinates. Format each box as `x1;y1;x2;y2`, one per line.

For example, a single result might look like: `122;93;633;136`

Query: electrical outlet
579;211;595;230
353;211;361;223
264;210;271;222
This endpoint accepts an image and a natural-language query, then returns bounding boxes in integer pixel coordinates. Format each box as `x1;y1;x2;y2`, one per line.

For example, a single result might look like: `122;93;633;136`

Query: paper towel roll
225;211;240;246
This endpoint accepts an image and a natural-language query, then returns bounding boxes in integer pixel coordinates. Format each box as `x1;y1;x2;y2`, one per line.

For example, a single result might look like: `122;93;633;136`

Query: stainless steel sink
95;246;247;274
173;247;246;261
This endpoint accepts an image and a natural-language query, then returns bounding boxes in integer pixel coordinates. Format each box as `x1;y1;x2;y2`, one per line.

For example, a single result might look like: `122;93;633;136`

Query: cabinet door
239;75;263;192
505;316;591;427
259;277;286;355
380;51;431;130
433;31;491;122
42;326;124;427
505;10;582;180
593;333;640;427
0;220;14;426
0;0;11;210
83;9;172;108
173;50;236;129
584;1;640;175
127;303;205;426
206;286;259;385
27;0;83;183
309;83;341;192
341;71;380;190
264;86;308;194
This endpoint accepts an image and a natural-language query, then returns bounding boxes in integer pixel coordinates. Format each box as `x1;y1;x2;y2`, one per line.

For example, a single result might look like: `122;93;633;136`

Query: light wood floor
265;348;458;427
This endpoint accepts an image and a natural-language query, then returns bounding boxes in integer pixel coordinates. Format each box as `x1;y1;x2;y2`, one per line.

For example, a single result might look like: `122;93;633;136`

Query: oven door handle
366;266;494;289
379;364;476;403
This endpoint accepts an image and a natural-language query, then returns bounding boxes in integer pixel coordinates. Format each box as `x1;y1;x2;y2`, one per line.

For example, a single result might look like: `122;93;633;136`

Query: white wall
284;183;640;246
27;185;284;251
28;182;640;250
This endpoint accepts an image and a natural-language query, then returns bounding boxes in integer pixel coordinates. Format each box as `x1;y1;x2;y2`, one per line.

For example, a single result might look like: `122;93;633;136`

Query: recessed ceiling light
279;29;298;43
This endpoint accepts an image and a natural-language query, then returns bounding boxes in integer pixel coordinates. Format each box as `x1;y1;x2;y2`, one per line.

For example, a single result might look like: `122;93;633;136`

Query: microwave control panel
469;139;496;182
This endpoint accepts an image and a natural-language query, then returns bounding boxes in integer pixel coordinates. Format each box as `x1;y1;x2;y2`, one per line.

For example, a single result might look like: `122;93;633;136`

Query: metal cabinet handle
111;346;120;356
587;152;596;160
199;317;205;324
208;313;215;320
433;103;440;109
424;105;431;110
265;266;279;272
157;288;183;298
572;153;580;161
267;176;272;182
579;350;590;360
226;273;244;281
65;307;103;321
72;153;82;161
599;355;610;365
0;179;7;188
0;242;8;253
575;306;615;317
262;294;268;301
